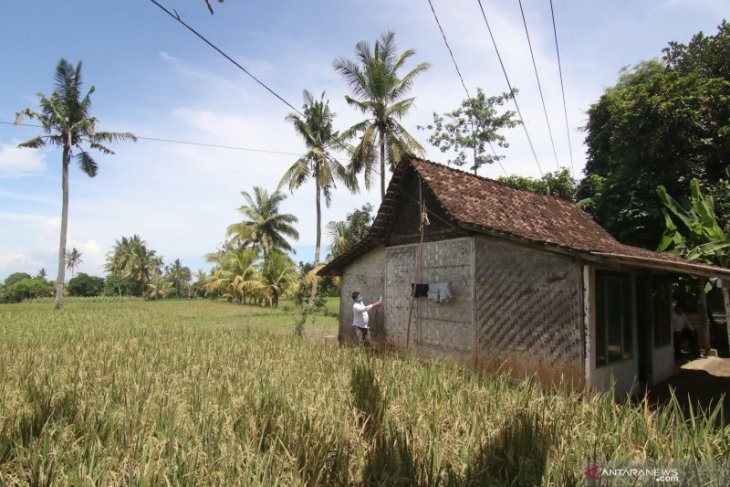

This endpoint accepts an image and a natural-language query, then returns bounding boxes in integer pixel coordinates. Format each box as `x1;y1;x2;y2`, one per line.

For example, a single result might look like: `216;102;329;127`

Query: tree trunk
380;132;386;200
54;144;71;310
310;163;321;305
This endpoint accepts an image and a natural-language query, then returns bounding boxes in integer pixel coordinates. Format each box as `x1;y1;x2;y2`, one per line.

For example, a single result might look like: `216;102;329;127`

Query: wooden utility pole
406;178;426;349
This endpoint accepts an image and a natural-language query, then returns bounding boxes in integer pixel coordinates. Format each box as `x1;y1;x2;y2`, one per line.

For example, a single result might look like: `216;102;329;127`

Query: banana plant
657;176;730;268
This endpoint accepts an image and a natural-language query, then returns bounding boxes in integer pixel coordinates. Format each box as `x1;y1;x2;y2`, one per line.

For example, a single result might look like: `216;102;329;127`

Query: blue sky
0;0;726;280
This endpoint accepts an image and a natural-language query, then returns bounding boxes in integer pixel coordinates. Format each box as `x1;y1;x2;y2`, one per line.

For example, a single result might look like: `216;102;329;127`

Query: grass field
0;299;728;485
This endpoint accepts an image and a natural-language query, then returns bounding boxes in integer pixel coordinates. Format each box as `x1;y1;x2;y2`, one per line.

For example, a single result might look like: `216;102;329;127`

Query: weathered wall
339;247;386;343
384;237;475;362
474;236;584;387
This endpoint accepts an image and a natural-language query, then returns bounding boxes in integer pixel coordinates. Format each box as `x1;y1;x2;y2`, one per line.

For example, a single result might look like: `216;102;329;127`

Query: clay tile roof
319;156;730;278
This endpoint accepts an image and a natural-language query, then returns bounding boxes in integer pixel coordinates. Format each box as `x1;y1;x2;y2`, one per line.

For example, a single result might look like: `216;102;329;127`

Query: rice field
0;298;728;485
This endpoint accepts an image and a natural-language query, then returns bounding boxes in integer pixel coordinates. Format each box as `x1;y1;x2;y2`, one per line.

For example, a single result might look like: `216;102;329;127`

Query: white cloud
66;238;105;276
0;254;41;276
0;140;46;177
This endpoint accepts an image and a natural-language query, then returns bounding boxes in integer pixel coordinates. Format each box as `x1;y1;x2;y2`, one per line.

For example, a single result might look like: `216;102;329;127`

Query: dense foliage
327;203;374;259
658;177;729;267
498;169;576;202
67;273;104;297
579;22;730;249
0;273;54;303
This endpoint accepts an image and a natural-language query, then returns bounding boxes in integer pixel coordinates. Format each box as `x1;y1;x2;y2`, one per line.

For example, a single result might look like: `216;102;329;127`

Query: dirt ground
648;357;730;425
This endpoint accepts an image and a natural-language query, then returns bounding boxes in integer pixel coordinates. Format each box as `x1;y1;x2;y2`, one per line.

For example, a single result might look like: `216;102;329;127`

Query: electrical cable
517;0;561;171
548;0;576;177
475;0;545;177
1;120;301;156
426;0;508;177
147;0;303;116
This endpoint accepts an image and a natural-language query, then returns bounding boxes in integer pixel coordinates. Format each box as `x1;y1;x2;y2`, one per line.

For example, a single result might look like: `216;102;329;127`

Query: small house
319;156;730;394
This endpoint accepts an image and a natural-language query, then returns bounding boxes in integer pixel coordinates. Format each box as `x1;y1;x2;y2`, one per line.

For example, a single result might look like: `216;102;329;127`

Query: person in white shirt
351;291;383;346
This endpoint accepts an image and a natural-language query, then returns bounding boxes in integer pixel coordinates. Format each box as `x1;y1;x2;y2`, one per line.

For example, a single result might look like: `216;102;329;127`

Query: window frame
595;270;634;368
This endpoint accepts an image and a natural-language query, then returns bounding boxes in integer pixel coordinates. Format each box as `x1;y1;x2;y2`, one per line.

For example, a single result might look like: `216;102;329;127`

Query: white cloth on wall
427;282;452;304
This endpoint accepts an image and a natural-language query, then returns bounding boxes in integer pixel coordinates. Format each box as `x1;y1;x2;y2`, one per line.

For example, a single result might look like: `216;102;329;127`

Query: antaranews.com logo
584;465;679;483
582;461;728;486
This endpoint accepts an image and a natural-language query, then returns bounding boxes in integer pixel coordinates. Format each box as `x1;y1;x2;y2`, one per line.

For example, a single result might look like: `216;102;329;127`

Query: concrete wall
384;237;475;362
652;345;676;384
338;247;386;343
474;236;584;387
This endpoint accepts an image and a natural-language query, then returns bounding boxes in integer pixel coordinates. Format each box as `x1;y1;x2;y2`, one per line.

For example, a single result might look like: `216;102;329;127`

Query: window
595;271;632;367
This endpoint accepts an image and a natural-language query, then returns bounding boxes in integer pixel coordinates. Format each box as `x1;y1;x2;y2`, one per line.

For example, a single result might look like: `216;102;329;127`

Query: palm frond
75;150;98;177
17;136;47;149
92;131;137;143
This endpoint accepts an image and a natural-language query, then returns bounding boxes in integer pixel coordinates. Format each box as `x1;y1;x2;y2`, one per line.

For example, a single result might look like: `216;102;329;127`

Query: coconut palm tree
104;235;159;296
327;221;351;259
279;90;356;303
165;258;192;298
226;187;299;255
16;59;136;309
66;247;83;278
259;252;297;307
334;31;430;199
205;247;261;304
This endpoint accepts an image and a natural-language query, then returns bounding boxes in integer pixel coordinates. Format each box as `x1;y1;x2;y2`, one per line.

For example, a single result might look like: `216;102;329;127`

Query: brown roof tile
319;156;730;278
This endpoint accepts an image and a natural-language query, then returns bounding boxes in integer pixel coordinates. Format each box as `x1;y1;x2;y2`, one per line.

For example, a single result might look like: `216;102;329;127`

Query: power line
0;120;301;156
475;0;545;177
549;0;576;177
147;0;303;116
425;0;508;177
426;0;471;99
517;0;560;171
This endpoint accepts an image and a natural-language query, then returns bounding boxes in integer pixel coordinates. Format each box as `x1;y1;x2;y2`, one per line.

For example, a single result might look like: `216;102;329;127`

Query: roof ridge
407;155;574;206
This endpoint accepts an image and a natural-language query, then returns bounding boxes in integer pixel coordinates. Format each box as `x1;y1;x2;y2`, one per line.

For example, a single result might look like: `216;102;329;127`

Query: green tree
16;59;136;309
192;269;208;298
327;203;374;259
65;247;83;278
4;272;32;288
334;31;430;199
280;90;355;303
104;235;161;297
663;20;730;79
419;89;519;174
259;252;297;307
226;187;299;255
2;276;54;303
580;24;730;249
67;273;104;297
165;258;192;298
204;246;261;304
498;169;576;202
